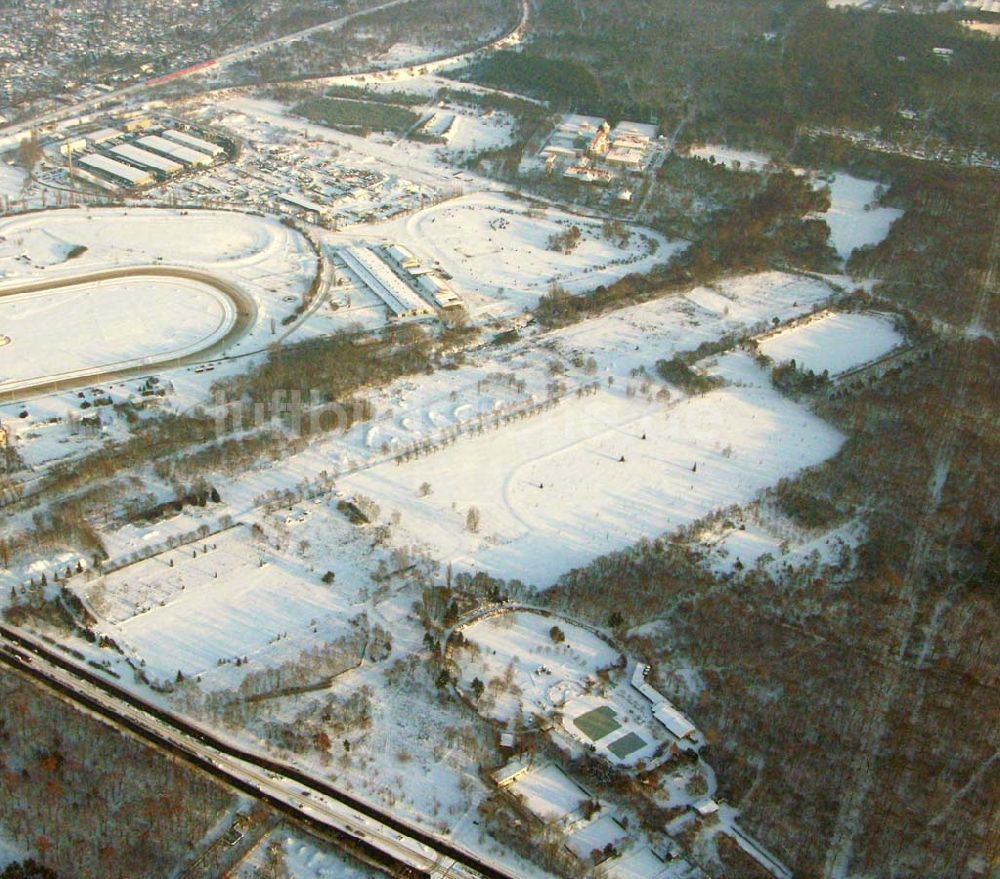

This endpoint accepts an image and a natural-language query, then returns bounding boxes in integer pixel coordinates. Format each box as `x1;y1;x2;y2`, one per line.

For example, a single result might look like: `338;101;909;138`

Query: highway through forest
0;622;517;879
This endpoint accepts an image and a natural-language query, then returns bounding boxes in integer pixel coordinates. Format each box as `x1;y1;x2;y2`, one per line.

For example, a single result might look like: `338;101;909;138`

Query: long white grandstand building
340;247;432;318
162;128;225;157
110;143;182;175
76;153;153;187
136;134;213;167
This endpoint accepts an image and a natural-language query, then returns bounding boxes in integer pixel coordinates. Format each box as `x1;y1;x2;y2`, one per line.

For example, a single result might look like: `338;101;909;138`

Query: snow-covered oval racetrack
0;266;257;402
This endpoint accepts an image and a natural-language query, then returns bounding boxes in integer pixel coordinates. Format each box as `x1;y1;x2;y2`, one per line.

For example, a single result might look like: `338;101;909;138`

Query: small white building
491;757;531;788
692;797;719;817
386;243;419;269
85;127;123;146
653;702;696;740
59;138;88;157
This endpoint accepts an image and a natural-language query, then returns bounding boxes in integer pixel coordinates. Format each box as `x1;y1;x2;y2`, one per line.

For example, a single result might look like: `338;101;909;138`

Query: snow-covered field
0;161;26;200
0;275;235;393
689;144;773;172
0;208;286;277
507;763;589;824
0;831;27;871
607;847;685;879
552;271;834;377
381;192;682;314
343;380;843;586
818;174;903;260
423;106;516;153
566;814;629;861
759;311;903;375
0;207;313;420
94;525;361;685
235;829;379;878
457;611;620;722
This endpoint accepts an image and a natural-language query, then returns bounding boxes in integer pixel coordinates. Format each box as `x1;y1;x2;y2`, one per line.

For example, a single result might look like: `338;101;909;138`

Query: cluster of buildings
532;114;663;186
338;244;461;319
631;663;699;743
54;117;226;191
161;141;432;228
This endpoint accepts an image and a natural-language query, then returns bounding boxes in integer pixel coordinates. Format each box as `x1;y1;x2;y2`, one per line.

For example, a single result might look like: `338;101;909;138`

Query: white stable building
137;134;213;167
162;128;225;157
631;663;698;741
77;153;153;188
110;143;182;176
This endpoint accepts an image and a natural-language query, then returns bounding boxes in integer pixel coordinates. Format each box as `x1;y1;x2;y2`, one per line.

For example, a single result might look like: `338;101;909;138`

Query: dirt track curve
0;265;257;404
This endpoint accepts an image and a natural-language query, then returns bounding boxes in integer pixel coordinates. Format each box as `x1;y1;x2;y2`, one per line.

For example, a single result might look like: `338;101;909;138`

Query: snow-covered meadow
759;311;903;375
456;611;620;722
90;518;372;686
381;191;683;314
342;378;843;586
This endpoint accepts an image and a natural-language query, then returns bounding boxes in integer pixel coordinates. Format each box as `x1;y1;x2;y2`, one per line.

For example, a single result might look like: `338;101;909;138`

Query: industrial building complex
43;115;230;192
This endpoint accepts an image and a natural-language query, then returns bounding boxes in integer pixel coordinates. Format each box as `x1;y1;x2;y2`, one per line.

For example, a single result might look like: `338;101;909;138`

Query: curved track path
0;265;257;404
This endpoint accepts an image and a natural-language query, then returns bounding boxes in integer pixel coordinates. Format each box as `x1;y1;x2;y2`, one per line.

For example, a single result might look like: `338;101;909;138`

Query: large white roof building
110;143;182;175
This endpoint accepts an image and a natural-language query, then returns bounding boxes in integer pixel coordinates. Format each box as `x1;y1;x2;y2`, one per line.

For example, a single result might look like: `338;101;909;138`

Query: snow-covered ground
689;144;773;172
456;611;619;722
378;191;682;315
507;763;589;824
607;846;687;879
0;275;235;393
0;830;28;871
0;161;26;200
422;106;516;153
566;814;628;861
701;505;862;576
0;208;287;277
235;829;380;878
759;311;903;375
343;377;843;586
687;144;902;261
0;207;314;456
817;174;903;260
92;519;368;686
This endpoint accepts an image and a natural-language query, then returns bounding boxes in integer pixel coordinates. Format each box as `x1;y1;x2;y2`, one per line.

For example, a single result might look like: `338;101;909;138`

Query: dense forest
0;669;233;878
541;330;999;876
455;0;1000;152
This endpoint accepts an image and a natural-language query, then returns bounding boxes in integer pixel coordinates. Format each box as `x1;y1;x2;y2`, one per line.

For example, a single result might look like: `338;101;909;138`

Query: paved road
0;624;515;879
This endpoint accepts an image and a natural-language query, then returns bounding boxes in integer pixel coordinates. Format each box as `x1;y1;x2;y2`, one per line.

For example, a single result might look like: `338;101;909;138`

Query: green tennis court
608;731;647;759
573;705;621;741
